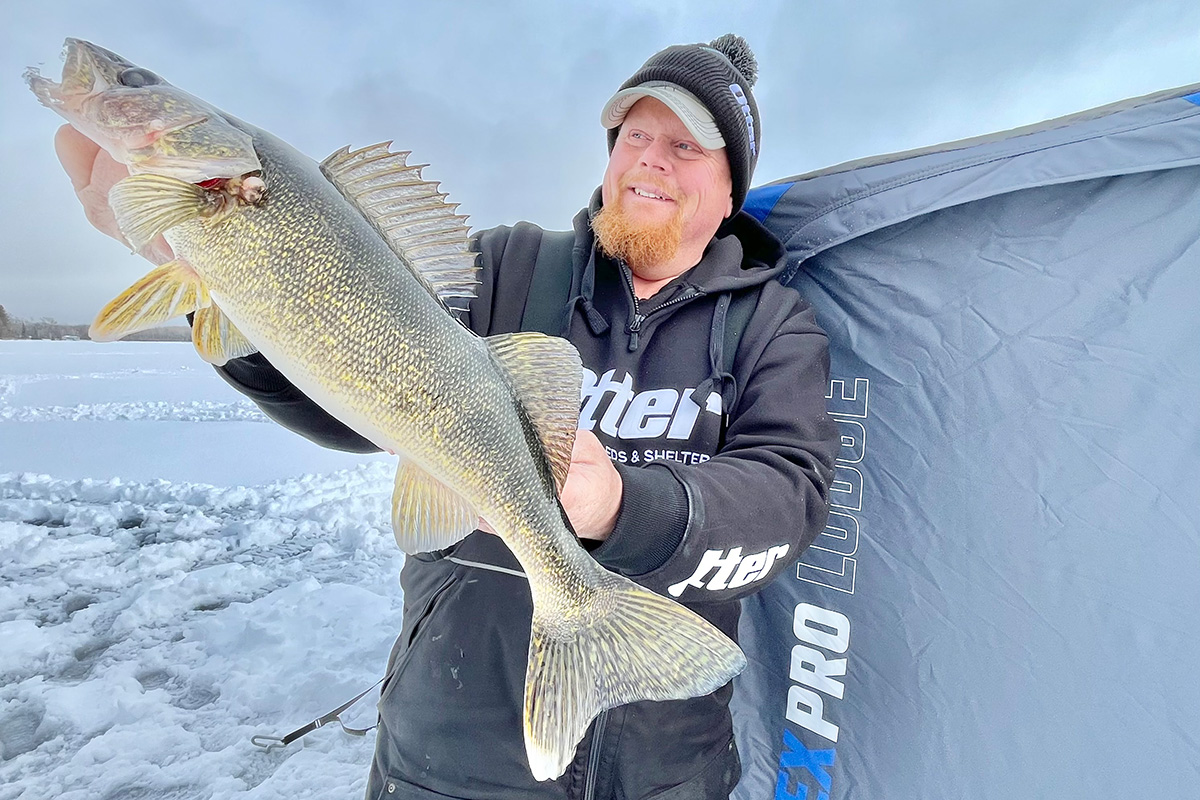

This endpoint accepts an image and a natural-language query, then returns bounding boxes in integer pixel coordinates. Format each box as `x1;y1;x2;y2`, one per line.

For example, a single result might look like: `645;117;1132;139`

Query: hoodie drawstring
690;291;738;432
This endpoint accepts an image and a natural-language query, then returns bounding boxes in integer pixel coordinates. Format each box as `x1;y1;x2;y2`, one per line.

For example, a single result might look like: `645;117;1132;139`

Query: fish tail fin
523;574;746;781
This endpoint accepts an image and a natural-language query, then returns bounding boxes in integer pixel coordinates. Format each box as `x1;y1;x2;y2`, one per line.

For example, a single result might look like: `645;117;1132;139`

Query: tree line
0;304;190;341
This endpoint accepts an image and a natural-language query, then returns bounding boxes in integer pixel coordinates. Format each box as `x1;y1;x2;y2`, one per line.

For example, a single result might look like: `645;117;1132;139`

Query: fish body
28;39;746;780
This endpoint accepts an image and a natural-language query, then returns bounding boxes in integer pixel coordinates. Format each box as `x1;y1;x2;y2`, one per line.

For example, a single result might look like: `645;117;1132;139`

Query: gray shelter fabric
732;84;1200;799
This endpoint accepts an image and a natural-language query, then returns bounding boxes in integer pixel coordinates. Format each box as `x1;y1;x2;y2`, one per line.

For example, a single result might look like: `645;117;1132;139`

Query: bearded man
54;33;840;800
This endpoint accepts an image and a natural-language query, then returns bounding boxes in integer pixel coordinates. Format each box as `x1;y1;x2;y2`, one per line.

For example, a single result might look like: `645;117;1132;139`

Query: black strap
722;286;759;378
715;287;760;445
520;229;576;335
691;287;761;408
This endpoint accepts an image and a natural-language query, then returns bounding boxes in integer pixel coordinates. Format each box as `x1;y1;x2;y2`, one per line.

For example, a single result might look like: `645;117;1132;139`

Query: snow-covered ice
1;341;405;799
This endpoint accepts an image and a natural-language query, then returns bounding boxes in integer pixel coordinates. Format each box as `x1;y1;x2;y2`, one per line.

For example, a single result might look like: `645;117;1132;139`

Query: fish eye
118;68;161;88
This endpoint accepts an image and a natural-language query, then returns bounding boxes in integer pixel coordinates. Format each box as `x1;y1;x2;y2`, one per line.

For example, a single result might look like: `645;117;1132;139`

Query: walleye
28;39;746;780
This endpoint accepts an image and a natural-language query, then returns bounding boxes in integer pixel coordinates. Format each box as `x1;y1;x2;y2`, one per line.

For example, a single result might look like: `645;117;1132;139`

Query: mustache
618;172;678;198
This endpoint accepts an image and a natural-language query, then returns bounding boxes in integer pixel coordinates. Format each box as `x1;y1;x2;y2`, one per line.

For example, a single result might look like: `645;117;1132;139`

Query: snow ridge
0;464;406;800
0;400;268;423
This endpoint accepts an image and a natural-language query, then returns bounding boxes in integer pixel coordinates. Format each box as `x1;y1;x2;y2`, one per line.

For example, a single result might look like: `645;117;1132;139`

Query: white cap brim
600;81;726;150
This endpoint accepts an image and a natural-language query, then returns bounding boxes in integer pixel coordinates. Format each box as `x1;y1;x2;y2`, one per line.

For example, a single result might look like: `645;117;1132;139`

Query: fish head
27;38;261;183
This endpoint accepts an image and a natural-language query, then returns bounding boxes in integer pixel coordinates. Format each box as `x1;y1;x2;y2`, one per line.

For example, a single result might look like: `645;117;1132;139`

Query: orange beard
591;177;685;270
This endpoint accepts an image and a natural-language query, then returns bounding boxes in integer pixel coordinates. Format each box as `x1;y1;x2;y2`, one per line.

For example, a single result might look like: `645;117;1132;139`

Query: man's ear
724;192;734;219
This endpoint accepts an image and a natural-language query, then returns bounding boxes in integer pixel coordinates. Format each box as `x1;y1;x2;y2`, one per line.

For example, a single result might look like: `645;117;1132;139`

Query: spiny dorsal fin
320;142;479;312
89;259;211;342
486;332;582;493
391;459;479;553
192;304;258;365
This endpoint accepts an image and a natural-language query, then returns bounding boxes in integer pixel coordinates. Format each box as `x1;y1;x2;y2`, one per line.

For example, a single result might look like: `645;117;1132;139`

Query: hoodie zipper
618;262;704;352
582;709;608;800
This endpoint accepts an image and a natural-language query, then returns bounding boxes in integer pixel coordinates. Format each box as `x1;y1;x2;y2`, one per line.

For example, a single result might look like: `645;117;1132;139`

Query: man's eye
678;142;694;151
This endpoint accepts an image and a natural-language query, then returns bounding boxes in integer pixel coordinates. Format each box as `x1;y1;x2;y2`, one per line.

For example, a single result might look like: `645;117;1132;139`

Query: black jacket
214;195;841;800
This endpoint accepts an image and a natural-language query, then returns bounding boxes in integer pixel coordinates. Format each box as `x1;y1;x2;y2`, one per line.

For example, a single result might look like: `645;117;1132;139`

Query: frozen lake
0;340;405;799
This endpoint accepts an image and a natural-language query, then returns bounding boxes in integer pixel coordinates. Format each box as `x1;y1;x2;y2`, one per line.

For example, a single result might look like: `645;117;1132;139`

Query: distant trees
0;302;188;340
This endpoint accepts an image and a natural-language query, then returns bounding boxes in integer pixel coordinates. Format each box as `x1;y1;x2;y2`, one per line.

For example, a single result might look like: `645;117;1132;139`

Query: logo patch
667;544;789;597
578;368;721;441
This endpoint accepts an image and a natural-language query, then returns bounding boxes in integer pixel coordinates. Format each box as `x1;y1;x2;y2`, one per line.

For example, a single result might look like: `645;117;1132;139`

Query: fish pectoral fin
523;574;748;781
89;259;211;342
108;172;215;252
192;305;258;365
485;332;582;494
391;460;479;554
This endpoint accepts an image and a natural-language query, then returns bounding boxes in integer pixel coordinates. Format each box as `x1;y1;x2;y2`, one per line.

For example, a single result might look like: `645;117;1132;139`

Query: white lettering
668;544;790;596
667;547;743;597
618;389;678;439
728;551;766;588
729;84;757;156
794;603;851;654
728;543;790;588
578;371;717;442
785;603;851;743
786;686;838;742
666;389;702;439
789;643;846;699
578;369;635;436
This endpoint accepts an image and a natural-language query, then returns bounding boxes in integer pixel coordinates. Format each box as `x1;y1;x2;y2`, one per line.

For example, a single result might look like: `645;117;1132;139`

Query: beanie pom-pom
709;33;758;87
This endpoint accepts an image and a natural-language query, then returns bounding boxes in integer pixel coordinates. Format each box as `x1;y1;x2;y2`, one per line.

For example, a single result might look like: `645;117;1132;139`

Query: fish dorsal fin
192;304;258;365
391;459;479;554
486;332;582;493
320;142;479;312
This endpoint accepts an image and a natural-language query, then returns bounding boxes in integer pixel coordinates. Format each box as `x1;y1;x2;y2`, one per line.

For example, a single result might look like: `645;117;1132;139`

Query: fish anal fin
391;459;478;554
320;143;479;310
485;332;582;493
89;259;211;342
192;305;258;365
523;573;747;780
108;173;217;252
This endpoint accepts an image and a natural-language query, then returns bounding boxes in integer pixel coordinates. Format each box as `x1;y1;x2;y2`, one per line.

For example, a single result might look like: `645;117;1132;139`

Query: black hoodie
213;195;841;800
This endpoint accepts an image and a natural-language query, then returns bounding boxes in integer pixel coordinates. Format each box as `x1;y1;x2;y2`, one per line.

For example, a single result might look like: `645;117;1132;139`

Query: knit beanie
600;33;761;215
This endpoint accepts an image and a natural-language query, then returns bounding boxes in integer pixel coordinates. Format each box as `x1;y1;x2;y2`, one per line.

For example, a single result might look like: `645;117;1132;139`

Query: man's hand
54;124;175;266
560;429;622;541
478;429;623;542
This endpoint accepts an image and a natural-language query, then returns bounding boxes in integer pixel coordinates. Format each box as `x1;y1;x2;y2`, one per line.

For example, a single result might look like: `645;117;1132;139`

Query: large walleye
28;39;746;779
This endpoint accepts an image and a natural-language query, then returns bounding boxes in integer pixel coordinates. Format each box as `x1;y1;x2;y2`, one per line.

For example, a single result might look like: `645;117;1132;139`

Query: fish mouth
27;38;263;185
25;38;133;109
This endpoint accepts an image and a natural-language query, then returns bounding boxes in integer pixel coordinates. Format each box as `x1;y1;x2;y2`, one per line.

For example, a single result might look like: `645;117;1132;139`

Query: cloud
2;0;1197;321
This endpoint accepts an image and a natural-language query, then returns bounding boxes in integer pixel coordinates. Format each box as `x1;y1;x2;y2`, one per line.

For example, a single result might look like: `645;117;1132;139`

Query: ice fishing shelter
732;84;1200;799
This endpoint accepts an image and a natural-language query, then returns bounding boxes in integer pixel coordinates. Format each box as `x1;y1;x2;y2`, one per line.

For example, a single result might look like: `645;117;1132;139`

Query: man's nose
639;138;673;172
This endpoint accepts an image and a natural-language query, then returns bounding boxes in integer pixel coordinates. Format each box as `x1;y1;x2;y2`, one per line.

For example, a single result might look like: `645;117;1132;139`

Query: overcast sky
3;0;1199;323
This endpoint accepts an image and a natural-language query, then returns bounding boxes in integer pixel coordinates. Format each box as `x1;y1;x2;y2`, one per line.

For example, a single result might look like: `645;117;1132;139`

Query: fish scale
28;37;747;781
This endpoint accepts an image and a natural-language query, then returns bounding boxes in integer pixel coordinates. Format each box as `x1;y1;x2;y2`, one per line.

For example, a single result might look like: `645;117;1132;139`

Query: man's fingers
54;124;102;191
53;124;140;250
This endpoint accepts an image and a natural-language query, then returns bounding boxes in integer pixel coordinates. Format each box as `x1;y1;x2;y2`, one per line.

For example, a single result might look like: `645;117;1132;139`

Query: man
55;34;840;800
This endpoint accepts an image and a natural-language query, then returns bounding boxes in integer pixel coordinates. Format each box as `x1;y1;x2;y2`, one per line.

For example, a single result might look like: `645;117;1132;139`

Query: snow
0;341;405;799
